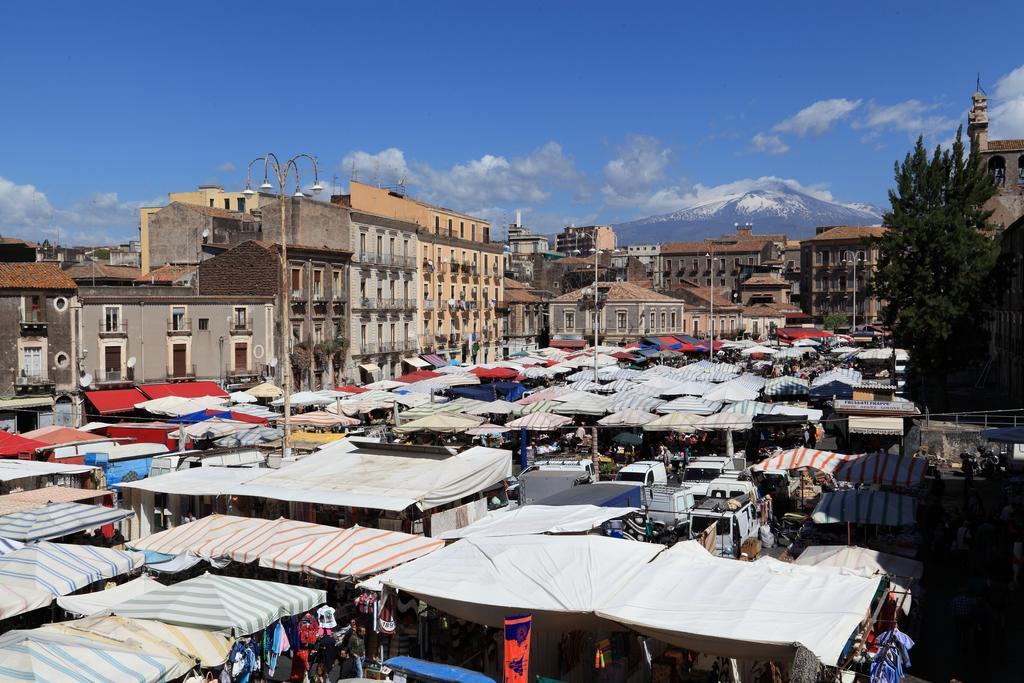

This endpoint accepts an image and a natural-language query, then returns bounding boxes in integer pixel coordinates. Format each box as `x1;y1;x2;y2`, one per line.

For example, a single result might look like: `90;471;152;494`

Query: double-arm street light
842;250;865;332
243;153;323;455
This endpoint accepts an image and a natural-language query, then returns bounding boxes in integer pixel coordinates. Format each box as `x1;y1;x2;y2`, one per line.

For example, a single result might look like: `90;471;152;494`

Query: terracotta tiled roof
0;263;77;290
502;287;542;304
668;282;734;307
743;304;788;317
65;263;142;281
553;281;678;303
742;274;789;287
805;226;887;242
554;255;594;266
0;237;39;248
987;139;1024;152
661;240;770;255
135;264;196;284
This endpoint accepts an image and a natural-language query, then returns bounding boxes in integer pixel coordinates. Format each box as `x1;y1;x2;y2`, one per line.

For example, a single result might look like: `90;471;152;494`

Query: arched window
1018;155;1024;184
989;155;1006;185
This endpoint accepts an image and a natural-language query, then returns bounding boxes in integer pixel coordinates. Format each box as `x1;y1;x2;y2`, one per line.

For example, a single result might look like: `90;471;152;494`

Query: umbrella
110;572;327;636
598;409;657;427
642;412;702;432
245;382;283;399
697;412;753;431
282;411;360;427
393;412;485;434
229;391;257;404
465;400;518;416
0;502;133;542
466;423;511;436
613;432;643;446
0;542;144;596
506;413;574;431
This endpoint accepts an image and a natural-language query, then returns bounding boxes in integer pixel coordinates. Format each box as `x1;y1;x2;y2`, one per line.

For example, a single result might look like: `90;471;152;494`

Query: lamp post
706;245;716;361
244;153;323;457
843;250;865;332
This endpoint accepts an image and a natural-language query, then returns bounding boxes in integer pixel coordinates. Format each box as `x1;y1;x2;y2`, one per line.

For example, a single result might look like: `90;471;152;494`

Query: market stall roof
229;391;257;404
795;545;923;580
394;412;485;434
607;393;666;413
281;410;360;427
0;487;109;517
118;466;265;497
401;356;432;369
775;327;833;341
0;582;53;620
438;504;637;540
506;412;573;431
0;432;48;457
246;382;283;398
763;375;810;397
394;369;442;384
848;415;905;436
464;399;518;416
0;459;94;482
138;381;228;400
982;426;1024;443
376;535;665;630
465;423;510;436
597;409;658;427
43;614;233;669
20;426;107;446
595;541;881;665
721;400;773;416
812;490;916;526
0;628;193;682
420;353;447;367
259;524;445;580
832;453;927;487
83;388;148;415
0;502;132;542
470;366;520;380
110;572;326;636
0;542;143;596
750;447;853;473
697;412;753;432
229;441;512;512
656;396;722;415
56;575;163;617
642;411;702;432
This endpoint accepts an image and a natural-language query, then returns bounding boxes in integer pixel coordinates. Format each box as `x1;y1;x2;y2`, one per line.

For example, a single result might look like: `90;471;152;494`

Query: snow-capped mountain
613;183;884;245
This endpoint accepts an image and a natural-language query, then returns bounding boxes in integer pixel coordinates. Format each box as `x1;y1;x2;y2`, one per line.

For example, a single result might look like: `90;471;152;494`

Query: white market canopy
0;502;133;542
506;413;573;431
110;572;326;636
394;412;485;434
0;542;144;597
437;505;637;540
597;409;657;427
595;541;882;665
642;412;702;433
376;535;665;630
57;575;163;617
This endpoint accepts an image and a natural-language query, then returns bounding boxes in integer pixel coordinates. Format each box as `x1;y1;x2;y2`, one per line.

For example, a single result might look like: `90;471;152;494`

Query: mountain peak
613;182;883;245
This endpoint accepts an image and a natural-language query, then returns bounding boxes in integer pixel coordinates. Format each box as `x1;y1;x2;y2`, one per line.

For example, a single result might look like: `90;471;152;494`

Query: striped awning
506;413;574;431
656;397;722;416
750;448;854;473
57;575;163;617
111;572;326;636
722;400;773;416
607;394;666;413
812;490;916;527
848;416;904;436
0;542;144;596
44;614;233;668
642;412;702;432
764;376;810;397
598;409;657;427
0;629;192;682
0;584;53;620
510;399;560;416
0;487;109;518
832;453;927;488
697;412;753;432
0;538;24;555
282;411;360;427
0;502;133;542
259;525;444;580
398;401;463;421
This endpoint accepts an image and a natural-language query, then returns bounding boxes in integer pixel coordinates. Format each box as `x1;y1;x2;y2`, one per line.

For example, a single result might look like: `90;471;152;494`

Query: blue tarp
167;409;230;424
492;381;527;401
384;657;495;683
534;482;643;508
83;452;153;488
637;348;659;357
809;381;855;400
982;427;1024;443
450;385;499;402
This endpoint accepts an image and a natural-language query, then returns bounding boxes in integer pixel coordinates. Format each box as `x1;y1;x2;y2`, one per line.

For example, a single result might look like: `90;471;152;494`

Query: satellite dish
79;373;93;387
269;357;278;368
127;356;137;369
201;228;210;239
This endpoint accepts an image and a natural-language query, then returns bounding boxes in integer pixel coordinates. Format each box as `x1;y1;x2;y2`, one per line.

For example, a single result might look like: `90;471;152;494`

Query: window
360;324;367;349
660;311;667;330
434;216;440;230
447;218;453;236
359;233;367;255
208;198;214;207
237;197;246;213
313;270;323;297
471;224;476;241
376;235;383;254
460;221;465;238
377;323;384;346
389;237;395;256
53;297;67;312
390;322;396;343
21;346;42;379
291;268;302;292
224;199;230;210
292;324;301;342
102;306;120;333
332;271;341;299
232;307;246;328
314;323;322;342
989;155;1006;185
170;306;186;332
670;311;677;328
198;318;209;331
55;352;69;368
617;311;627;330
564;311;575;330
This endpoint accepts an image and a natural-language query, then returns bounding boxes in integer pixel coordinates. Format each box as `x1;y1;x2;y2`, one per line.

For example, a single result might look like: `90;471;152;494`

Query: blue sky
2;1;1024;244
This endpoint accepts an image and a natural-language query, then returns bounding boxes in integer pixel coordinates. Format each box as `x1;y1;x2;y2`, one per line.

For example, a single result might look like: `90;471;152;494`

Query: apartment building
334;182;504;365
79;286;274;391
657;239;775;296
549;281;684;345
502;279;546;354
554;224;617;255
799;226;888;325
668;281;743;340
0;264;78;431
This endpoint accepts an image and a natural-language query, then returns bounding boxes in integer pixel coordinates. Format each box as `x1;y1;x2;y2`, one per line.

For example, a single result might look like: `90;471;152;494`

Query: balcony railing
99;320;127;337
229;319;253;334
356;252;416;269
357;298;416;311
167;364;196;380
424;299;435;311
101;369;123;382
167;319;191;334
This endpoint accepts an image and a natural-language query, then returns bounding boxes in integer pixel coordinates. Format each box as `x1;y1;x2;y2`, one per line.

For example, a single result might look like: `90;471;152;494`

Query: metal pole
593;240;599;380
280;186;291;457
708;247;714;360
852;255;857;332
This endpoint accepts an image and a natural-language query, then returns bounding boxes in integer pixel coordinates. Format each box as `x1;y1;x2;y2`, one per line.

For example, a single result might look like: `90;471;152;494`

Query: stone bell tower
968;88;989;153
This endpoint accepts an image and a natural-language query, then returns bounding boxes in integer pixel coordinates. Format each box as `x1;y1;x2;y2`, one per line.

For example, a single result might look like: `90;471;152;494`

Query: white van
706;476;758;501
681;456;732;498
688;494;762;558
526;458;597;484
616;461;668;487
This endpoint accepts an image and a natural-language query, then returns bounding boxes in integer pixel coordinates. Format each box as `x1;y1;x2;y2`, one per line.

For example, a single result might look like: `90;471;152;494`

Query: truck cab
525;458;597;484
646;484;698;542
615;460;668;487
706;475;758;501
681;456;732;498
688;494;762;558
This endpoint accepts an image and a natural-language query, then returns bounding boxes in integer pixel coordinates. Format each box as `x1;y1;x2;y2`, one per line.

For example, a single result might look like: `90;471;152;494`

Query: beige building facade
799;226;887;325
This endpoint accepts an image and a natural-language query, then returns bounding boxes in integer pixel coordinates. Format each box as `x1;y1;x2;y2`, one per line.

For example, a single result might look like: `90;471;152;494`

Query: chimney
736;223;753;237
515;209;521;227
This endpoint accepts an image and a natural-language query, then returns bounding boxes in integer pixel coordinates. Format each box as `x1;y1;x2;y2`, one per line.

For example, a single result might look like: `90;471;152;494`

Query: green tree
822;312;848;331
872;127;1005;406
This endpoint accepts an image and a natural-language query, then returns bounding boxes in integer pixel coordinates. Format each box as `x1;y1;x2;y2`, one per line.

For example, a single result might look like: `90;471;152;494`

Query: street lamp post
843;250;865;332
706;246;716;361
244;153;323;457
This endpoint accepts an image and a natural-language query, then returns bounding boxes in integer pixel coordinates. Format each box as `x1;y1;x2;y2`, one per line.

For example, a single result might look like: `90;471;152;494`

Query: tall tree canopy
873;127;1005;401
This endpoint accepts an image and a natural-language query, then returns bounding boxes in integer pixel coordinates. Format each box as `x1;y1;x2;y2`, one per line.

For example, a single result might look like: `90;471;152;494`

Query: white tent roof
0;460;95;481
231;441;512;511
119;466;264;496
57;575;163;617
702;380;759;403
376;535;665;630
595;541;881;665
438;505;637;540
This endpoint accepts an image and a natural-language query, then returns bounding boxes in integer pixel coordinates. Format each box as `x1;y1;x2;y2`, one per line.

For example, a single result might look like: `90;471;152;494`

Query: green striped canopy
398;401;464;421
763;376;810;397
511;399;560;416
812;490;916;527
110;572;325;636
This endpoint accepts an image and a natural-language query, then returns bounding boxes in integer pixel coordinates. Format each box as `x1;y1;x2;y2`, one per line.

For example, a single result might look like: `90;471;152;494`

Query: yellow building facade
139;185;254;274
340;182;504;363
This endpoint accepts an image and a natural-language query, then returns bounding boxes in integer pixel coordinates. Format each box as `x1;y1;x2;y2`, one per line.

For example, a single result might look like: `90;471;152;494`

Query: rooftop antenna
349;160;359;184
977;73;986;95
373;160;381;187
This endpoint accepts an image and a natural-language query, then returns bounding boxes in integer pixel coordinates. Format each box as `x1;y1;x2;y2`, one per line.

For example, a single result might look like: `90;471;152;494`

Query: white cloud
854;100;958;138
0;177;52;229
341;148;412;186
772;98;862;137
991;64;1024;139
601;135;674;208
747;133;790;155
215;161;236;173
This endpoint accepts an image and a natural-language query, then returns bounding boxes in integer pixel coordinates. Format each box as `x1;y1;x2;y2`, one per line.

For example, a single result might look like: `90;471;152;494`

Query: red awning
470;367;520;380
0;433;47;458
611;351;640;361
138;381;229;400
777;327;833;341
84;388;147;415
335;385;368;394
394;370;442;384
549;339;586;349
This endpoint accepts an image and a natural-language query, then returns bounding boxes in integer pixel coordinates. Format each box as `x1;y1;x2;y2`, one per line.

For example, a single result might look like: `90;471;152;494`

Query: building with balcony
656;238;777;296
554;224;617;255
799;225;888;326
968;89;1024;230
0;264;78;431
197;240;351;390
506;214;551;254
738;273;791;306
549;281;684;345
334;181;504;366
502;279;546;355
79;285;275;393
667;280;744;340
